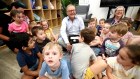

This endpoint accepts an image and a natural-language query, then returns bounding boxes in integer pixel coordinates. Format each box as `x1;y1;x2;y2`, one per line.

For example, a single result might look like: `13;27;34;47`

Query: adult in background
58;4;85;52
106;6;125;25
0;1;25;52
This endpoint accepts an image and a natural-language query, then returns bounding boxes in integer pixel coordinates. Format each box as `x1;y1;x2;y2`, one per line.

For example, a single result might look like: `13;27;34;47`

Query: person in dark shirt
14;32;43;79
0;1;25;52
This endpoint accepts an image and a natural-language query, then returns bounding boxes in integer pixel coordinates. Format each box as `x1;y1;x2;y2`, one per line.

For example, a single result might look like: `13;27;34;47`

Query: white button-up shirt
60;16;85;44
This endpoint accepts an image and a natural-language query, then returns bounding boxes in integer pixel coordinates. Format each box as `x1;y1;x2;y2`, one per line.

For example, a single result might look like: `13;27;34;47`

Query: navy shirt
16;45;39;68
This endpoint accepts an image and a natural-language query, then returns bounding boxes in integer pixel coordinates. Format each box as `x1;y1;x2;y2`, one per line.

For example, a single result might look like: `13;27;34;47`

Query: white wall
79;0;109;22
79;0;140;21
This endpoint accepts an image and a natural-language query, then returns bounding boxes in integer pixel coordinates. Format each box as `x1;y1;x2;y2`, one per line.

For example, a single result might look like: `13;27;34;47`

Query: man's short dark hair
9;1;26;10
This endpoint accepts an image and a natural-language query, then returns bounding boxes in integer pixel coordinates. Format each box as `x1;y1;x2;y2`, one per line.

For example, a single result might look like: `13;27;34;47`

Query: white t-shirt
107;57;140;79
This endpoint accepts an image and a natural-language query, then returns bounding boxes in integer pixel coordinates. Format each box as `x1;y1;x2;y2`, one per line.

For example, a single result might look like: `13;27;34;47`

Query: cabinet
1;0;62;28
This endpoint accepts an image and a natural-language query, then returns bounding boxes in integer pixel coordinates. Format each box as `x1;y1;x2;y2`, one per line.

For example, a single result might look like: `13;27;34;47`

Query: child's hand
102;54;106;60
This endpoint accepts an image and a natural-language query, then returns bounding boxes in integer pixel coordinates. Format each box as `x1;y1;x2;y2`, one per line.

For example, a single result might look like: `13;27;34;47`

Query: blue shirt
60;16;85;44
39;59;70;79
16;45;39;68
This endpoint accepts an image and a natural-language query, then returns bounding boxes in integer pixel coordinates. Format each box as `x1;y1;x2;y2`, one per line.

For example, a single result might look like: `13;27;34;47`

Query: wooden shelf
0;0;62;27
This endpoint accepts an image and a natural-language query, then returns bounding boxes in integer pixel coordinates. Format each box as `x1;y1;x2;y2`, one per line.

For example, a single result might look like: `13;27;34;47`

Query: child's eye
53;52;57;55
45;53;49;55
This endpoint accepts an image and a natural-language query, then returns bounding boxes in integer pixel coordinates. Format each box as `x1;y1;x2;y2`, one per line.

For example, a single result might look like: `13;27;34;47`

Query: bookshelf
0;0;62;28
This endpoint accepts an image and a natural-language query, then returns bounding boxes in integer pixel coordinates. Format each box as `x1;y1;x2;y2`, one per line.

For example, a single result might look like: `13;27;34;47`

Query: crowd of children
2;3;140;79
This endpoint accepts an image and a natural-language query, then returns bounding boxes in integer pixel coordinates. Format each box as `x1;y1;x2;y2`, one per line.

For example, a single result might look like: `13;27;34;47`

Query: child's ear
59;54;63;60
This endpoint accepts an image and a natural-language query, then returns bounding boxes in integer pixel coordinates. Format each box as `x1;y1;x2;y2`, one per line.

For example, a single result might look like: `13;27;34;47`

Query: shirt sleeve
39;61;48;76
60;18;69;44
79;17;85;30
135;67;140;79
106;57;116;68
8;23;13;32
16;52;27;67
61;59;70;79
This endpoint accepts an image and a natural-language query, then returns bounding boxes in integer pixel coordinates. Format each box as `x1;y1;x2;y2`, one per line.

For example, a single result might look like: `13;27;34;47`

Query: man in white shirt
58;4;85;52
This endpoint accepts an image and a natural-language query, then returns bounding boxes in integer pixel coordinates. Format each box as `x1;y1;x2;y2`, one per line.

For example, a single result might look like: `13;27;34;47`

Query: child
71;28;107;79
31;26;50;53
8;10;29;33
29;20;37;35
105;45;140;79
39;42;70;79
100;23;111;41
120;18;134;45
101;23;128;58
40;19;57;42
15;33;43;79
97;18;105;36
87;18;102;56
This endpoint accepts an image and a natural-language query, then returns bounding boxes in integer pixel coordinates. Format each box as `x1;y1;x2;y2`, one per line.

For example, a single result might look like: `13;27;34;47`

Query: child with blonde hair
100;23;111;41
39;42;70;79
104;44;140;79
40;19;57;42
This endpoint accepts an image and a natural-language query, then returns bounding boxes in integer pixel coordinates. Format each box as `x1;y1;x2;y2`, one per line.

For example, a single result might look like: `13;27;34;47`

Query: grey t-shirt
71;42;96;79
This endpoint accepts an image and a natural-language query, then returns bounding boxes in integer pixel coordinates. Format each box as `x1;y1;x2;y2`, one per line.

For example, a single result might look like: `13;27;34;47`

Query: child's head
12;33;35;50
29;20;37;30
40;19;49;30
80;28;95;44
10;10;24;23
88;18;97;28
117;45;140;66
120;17;133;29
31;26;46;41
109;23;128;39
102;23;111;34
42;42;63;67
99;18;105;27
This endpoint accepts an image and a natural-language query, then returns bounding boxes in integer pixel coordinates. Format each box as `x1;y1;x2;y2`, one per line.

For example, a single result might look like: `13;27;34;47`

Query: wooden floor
0;26;140;79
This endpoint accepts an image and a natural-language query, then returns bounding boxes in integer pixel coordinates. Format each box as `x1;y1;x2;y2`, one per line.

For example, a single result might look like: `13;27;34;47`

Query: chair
76;5;92;26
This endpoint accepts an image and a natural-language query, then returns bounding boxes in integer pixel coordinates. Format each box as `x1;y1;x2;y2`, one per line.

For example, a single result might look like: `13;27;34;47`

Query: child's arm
90;56;107;76
90;36;102;46
106;65;114;79
50;28;57;41
21;65;39;76
37;52;43;71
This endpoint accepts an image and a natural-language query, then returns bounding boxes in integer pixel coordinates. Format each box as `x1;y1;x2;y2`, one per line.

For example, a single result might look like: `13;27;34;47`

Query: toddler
31;26;50;53
101;23;128;58
105;45;140;79
8;10;29;33
71;28;106;79
100;23;111;41
120;18;133;45
87;18;102;56
39;42;70;79
97;18;105;36
40;19;57;42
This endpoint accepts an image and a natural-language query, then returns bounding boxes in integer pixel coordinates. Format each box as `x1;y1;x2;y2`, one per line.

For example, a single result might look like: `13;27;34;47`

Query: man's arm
79;17;85;30
0;27;9;41
60;18;69;44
